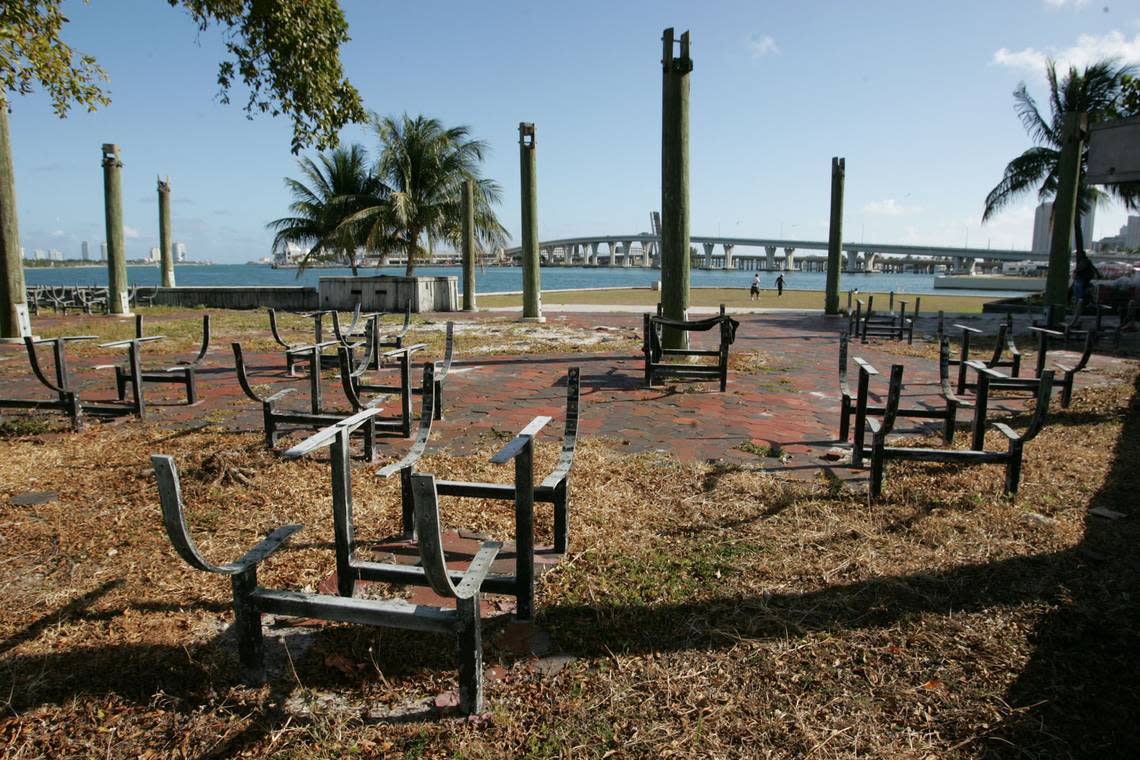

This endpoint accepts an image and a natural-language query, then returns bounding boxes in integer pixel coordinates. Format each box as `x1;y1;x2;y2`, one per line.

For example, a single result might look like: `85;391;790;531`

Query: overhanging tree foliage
1;0;366;151
0;0;368;337
983;59;1140;253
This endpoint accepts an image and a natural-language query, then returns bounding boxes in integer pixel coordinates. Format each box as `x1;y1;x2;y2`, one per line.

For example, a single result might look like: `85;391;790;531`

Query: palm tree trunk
404;229;419;276
1073;208;1085;255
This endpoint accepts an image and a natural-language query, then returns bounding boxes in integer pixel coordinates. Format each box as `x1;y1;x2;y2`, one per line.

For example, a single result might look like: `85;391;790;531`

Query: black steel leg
231;568;265;684
553;480;569;554
456;594;484;715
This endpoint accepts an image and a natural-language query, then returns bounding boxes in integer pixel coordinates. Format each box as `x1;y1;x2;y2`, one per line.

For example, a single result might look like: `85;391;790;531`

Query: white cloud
1043;0;1089;7
863;199;923;216
123;225;141;239
49;229;66;238
993;29;1140;74
748;34;779;59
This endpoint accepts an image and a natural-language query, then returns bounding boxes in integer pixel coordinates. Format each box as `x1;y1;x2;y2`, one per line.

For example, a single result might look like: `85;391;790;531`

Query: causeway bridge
502;234;1137;274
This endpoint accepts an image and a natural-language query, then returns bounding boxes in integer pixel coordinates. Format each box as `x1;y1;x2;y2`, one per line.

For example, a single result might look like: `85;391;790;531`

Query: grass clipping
0;377;1138;757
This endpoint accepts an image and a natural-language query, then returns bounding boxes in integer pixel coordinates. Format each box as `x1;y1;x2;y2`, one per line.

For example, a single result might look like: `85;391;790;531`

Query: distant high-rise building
33;249;46;260
1030;201;1095;253
1125;216;1140;249
99;242;107;261
81;241;90;261
1031;203;1052;254
19;247;26;260
49;249;63;261
149;246;161;262
174;241;187;262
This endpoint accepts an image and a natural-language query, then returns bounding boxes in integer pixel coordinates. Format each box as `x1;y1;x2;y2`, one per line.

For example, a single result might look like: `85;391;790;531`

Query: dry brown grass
0;319;1137;757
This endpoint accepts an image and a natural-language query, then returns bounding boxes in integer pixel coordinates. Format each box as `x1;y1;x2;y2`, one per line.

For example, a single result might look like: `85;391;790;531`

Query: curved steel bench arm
232;342;296;405
938;337;971;408
267;309;295;349
186;314;212;366
540;366;581;489
410;473;500;601
151;454;301;575
377;363;437;478
23;339;94;398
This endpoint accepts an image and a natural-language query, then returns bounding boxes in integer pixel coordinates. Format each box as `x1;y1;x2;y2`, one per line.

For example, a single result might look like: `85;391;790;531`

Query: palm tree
983;59;1140;253
267;144;387;276
351;113;508;276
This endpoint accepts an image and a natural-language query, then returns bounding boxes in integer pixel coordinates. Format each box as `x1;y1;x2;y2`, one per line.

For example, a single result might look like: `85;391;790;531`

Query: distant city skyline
6;1;1140;264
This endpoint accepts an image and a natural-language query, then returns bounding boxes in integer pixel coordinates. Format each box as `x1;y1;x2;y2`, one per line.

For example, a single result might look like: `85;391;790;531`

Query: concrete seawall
152;286;318;310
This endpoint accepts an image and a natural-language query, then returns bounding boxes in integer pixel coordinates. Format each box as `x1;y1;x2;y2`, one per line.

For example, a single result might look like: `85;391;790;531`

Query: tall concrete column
622;241;633;267
0;102;31;340
783;247;796;271
846;248;859;272
723;243;735;270
1045;112;1086;321
765;245;776;271
660;27;692;349
461;178;476;311
590;242;599;265
702;242;715;268
643;241;654;267
157;177;175;288
518;123;543;321
825;157;844;314
102;144;130;315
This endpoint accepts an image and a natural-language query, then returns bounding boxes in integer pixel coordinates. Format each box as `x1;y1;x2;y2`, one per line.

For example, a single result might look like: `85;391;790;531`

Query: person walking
1071;250;1099;309
750;273;761;301
775;274;785;296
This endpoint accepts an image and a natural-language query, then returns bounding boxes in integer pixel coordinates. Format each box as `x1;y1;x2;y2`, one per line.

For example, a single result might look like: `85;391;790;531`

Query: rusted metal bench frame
841;335;970;466
857;294;918;344
152;423;498;715
936;313;1023;393
404;321;455;421
0;336;93;430
112;314;210;406
1066;297;1137;348
232;341;377;460
644;304;739;392
343;365;580;621
338;321;424;438
1110;299;1138;347
92;336;159;419
970;328;1093;410
286;380;557;623
867;363;1054;499
332;304;412;371
268;308;340;376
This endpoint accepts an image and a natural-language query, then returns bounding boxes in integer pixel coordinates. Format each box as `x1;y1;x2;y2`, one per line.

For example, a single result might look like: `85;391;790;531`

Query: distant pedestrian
1071;250;1099;307
750;273;760;300
775;274;785;296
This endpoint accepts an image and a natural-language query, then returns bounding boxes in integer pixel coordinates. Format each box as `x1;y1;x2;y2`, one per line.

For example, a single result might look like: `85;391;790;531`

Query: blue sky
7;0;1140;263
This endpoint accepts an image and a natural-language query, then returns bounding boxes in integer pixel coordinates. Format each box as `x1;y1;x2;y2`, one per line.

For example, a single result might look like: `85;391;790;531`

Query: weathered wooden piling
660;27;692;349
826;157;845;315
102;144;129;315
518;123;543;322
462;178;476;311
0;102;30;339
158;177;175;288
